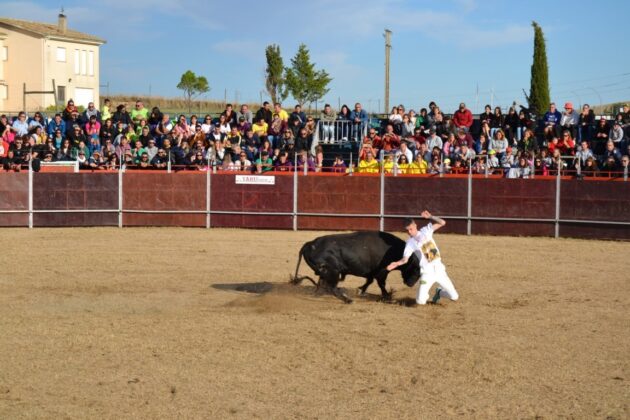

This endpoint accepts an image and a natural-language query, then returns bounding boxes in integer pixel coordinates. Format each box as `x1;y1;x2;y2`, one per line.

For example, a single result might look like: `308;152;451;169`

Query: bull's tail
290;243;318;287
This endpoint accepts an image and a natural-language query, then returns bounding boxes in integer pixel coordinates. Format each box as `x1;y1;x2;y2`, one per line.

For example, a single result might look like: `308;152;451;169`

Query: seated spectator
490;106;504;139
456;143;476;163
581;156;599;177
68;125;88;149
130;100;148;125
226;126;242;158
252;117;268;139
148;106;163;129
560;102;579;139
490;129;509;160
533;155;548;176
11;112;29;137
131;140;147;163
268;113;286;147
29;112;47;131
380;123;400;152
455;129;474;149
409;153;428;174
425;127;442;152
101;98;112;121
363;127;380;154
475;133;490;155
416;108;430;131
134;151;152;170
209;124;226;146
87;150;105;170
518;129;539;154
115;137;131;161
235;151;252;172
543;103;562;141
331;155;347;173
155;114;173;142
557;130;576;155
609;121;624;146
416;142;432;164
151;148;169;169
56;138;73;161
295;128;310;153
508;156;532;179
487;149;500;171
397;142;413;163
358;150;379;173
274;150;293;172
600;156;619;174
273;103;289;122
401;114;414;139
290;104;306;126
382;153;395;174
473;155;488;174
236;116;251;135
304;117;316;139
112;104;132;128
575;140;594;167
450;158;467;174
255;150;273;173
337;104;352;141
411;127;425;152
201;115;214;134
601;140;622;166
397;154;410;174
47;113;66;138
479;104;494;130
296;149;316;172
429;155;442;174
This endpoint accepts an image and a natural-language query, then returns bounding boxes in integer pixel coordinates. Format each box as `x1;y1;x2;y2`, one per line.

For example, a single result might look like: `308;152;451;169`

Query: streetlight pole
384;29;392;115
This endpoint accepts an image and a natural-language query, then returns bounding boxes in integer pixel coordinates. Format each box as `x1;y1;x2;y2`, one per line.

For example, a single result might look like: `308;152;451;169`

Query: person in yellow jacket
397;154;410;174
409;153;429;174
358;150;379;173
382;153;395;173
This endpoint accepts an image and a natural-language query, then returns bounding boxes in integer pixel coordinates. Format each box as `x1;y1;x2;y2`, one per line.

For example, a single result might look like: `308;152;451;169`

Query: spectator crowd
1;98;629;178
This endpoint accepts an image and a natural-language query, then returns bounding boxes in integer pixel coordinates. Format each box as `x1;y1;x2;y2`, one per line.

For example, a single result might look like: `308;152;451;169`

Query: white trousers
416;261;459;305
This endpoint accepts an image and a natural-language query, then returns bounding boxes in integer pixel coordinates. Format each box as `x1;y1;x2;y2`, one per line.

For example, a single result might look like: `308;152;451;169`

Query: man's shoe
431;288;442;304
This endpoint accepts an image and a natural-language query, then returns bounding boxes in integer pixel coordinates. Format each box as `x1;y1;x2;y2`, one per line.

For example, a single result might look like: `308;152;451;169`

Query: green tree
528;21;550;116
284;44;332;108
177;70;210;113
265;44;288;104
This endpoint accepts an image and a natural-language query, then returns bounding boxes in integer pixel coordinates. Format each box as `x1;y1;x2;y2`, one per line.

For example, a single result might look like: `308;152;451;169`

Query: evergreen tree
285;44;332;107
265;44;288;104
177;70;210;113
528;21;550;116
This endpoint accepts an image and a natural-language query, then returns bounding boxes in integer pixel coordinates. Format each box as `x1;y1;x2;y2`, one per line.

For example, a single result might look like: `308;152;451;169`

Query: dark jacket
254;107;273;125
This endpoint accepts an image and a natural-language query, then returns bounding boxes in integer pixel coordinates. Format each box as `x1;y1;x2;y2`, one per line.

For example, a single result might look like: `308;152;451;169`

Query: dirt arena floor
0;228;628;419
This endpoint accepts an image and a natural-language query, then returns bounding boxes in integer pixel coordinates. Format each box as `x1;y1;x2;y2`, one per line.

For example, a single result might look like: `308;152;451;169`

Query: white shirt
403;223;441;269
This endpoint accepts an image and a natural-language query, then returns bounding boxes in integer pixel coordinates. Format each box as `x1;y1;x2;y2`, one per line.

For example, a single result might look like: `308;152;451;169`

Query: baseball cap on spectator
239;116;245;122
261;150;269;155
429;126;436;134
564;102;573;110
488;149;496;155
444;158;451;165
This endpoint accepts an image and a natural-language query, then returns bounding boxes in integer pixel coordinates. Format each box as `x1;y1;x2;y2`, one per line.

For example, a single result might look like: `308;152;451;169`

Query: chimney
58;12;67;34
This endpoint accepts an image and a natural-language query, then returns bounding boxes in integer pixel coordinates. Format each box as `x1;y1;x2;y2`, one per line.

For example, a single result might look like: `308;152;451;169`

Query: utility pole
384;29;392;114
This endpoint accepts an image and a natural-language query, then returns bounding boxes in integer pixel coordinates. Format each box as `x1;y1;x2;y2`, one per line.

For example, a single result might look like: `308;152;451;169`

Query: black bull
290;231;421;303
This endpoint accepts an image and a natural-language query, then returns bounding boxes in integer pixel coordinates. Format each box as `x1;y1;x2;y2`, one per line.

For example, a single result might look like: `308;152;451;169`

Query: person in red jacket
453;102;473;132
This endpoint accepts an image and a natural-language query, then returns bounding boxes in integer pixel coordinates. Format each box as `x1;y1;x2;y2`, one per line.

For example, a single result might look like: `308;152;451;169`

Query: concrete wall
2;172;629;240
0;27;43;112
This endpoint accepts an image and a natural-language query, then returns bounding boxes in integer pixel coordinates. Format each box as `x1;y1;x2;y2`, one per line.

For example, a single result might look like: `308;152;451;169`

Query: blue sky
3;0;630;113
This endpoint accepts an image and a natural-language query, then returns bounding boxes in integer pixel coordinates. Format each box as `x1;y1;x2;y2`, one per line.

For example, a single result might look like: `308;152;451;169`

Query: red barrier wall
298;175;380;230
123;172;206;227
33;173;118;227
2;172;629;240
210;173;293;229
472;178;556;236
0;172;28;227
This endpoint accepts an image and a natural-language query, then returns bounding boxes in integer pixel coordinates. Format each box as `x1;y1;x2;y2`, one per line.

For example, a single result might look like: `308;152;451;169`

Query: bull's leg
290;275;318;287
332;286;353;304
358;277;374;296
376;273;392;301
323;272;353;304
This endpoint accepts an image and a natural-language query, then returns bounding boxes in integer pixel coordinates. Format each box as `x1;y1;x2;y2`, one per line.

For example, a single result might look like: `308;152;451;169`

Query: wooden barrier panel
0;172;28;226
472;178;556;237
33;173;118;227
298;175;380;230
211;173;293;229
123;172;206;227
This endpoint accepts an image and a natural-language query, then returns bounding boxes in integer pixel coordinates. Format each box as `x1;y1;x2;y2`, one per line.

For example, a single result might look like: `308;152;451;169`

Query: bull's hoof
357;288;367;296
380;293;393;302
343;297;354;304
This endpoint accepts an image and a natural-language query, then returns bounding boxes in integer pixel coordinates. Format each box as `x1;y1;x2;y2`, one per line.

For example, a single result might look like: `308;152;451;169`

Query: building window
80;50;86;75
88;51;94;76
56;47;66;62
0;84;7;99
1;46;7;61
74;49;79;74
57;85;65;103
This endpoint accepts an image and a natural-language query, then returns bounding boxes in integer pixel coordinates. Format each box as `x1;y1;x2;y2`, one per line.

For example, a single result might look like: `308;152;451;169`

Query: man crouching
387;211;459;305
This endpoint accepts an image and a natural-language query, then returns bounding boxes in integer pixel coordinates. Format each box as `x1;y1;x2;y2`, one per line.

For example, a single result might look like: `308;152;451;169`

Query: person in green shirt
131;100;149;124
255;150;273;173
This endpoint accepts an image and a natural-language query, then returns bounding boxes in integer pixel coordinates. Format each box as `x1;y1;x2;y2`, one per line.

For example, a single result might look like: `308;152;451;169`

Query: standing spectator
319;103;336;143
504;107;519;144
83;102;102;123
452;103;473;132
62;99;78;122
112;104;132;128
516;109;533;141
255;101;273;125
543;103;562;140
350;102;369;142
490;107;504;139
337;104;352;142
290;105;306;125
237;104;253;125
273;103;289;122
479;105;494;128
578;104;595;142
560;102;579;139
101;98;112;121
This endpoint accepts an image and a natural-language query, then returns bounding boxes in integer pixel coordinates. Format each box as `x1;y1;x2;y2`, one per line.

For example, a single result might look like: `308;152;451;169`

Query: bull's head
400;253;421;287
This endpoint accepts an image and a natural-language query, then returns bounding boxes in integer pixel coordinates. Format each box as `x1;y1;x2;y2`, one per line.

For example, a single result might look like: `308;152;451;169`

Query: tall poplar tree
264;44;288;104
528;21;550;116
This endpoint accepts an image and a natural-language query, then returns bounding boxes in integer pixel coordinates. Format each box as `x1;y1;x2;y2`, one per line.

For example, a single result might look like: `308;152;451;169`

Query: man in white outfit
387;211;459;305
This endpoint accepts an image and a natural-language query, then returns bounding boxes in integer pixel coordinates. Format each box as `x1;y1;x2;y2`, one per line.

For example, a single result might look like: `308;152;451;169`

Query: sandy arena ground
0;228;628;419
